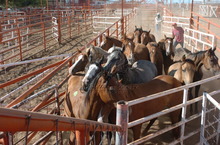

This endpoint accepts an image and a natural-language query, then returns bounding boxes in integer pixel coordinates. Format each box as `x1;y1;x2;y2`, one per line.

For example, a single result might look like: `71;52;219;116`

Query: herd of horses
64;26;220;144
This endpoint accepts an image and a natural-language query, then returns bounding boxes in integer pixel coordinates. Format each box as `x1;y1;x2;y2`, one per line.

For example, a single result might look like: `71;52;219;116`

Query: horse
147;42;163;75
102;47;157;85
173;47;220;112
158;35;175;74
168;55;196;85
133;26;143;43
66;58;115;145
64;73;104;144
122;34;150;63
82;63;183;142
69;46;108;75
141;30;156;45
100;34;123;51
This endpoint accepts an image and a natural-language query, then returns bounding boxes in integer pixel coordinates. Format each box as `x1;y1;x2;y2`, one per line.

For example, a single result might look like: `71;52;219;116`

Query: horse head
69;50;88;75
141;30;151;45
100;34;122;51
159;35;174;56
203;47;220;75
146;42;159;64
180;55;196;84
133;26;143;43
82;57;104;92
121;35;135;65
103;46;128;75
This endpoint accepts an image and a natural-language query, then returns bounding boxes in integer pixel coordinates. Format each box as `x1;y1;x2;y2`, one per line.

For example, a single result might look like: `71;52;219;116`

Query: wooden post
116;101;128;145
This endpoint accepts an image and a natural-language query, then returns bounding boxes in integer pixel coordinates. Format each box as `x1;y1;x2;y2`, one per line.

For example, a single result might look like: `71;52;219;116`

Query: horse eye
182;69;186;72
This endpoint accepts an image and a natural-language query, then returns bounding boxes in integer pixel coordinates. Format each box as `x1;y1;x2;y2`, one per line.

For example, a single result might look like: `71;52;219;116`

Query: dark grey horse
103;46;158;84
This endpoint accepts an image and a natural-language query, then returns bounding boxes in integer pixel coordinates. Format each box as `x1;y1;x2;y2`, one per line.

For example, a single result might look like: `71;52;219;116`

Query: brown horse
69;46;109;75
64;73;104;144
147;42;163;75
100;35;123;51
141;30;156;45
158;35;175;74
133;26;143;43
82;64;183;142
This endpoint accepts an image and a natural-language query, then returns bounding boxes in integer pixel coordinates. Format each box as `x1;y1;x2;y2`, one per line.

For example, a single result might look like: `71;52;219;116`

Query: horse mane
187;50;207;65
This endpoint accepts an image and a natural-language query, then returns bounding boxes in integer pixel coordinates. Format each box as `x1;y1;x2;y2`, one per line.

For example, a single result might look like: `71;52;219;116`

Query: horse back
134;43;150;61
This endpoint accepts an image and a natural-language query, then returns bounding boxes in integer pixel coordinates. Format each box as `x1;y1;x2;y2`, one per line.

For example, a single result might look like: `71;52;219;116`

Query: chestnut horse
133;26;143;43
158;35;175;74
82;63;183;142
69;46;108;75
64;73;104;144
141;30;156;45
173;47;220;112
100;35;123;51
147;42;163;75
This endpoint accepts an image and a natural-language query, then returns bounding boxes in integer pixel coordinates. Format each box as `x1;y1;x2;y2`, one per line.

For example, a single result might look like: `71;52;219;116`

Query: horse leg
188;87;194;114
141;118;157;136
131;125;142;142
69;131;75;145
194;85;201;113
169;109;181;139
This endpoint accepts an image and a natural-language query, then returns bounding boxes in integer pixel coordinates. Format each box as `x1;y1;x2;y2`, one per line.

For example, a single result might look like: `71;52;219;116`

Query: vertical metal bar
57;15;62;44
116;22;119;38
17;26;22;61
42;22;46;50
200;92;208;145
180;88;188;145
216;111;220;145
116;101;128;145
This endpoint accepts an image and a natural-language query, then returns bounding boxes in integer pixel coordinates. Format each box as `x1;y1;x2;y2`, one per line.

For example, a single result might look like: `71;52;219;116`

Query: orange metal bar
5;53;77;108
0;107;122;132
0;60;65;89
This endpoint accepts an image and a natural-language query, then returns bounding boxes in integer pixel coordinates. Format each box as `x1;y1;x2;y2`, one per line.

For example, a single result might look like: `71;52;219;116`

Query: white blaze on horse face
82;64;99;85
100;41;105;47
68;54;84;74
108;47;115;53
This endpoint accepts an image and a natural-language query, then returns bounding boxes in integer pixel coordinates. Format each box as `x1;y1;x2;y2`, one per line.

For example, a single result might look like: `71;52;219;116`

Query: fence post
116;101;128;145
68;15;71;38
17;27;23;61
200;92;207;144
41;22;46;50
116;22;119;38
57;15;62;44
0;24;2;44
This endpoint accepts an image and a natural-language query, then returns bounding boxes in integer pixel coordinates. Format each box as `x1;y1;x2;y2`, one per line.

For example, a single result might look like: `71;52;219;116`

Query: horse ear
76;48;82;54
122;33;127;40
181;55;186;61
164;34;167;39
148;29;151;33
212;46;216;51
121;45;125;52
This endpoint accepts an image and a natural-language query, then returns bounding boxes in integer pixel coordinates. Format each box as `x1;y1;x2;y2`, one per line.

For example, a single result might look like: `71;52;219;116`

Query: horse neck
95;47;109;58
190;51;206;67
